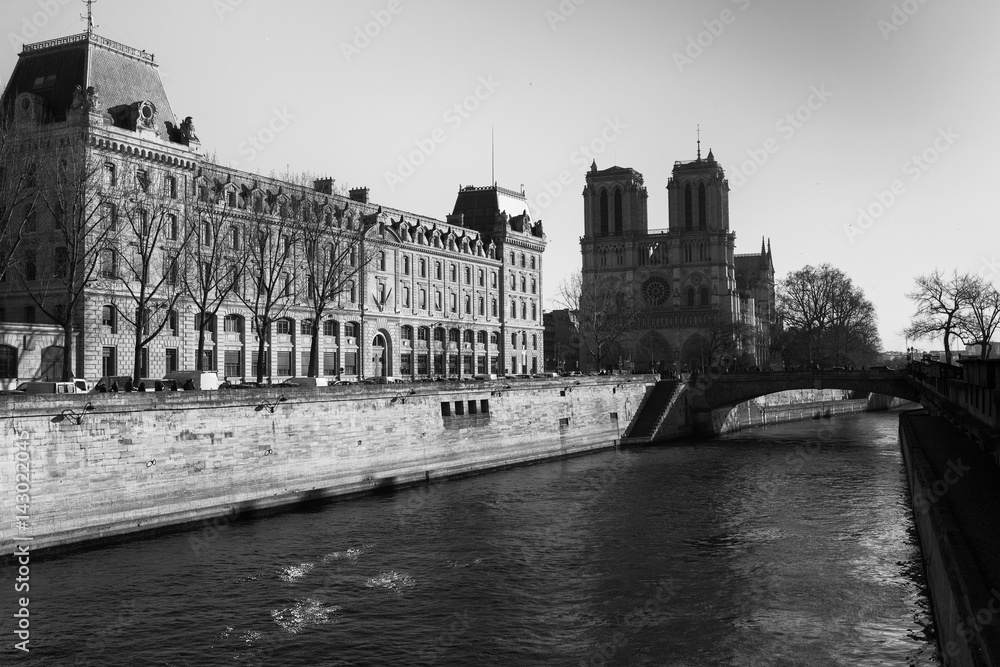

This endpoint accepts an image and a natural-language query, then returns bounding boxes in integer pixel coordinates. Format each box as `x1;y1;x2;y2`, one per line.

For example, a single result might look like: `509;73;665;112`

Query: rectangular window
344;351;358;375
136;169;149;193
165;175;177;198
201;350;215;372
224;350;241;377
102;347;116;376
167;214;178;240
301;351;311;376
323;352;337;376
400;353;412;375
251;351;269;377
417;354;428;375
166;348;178;373
276;351;292;376
169;310;178;336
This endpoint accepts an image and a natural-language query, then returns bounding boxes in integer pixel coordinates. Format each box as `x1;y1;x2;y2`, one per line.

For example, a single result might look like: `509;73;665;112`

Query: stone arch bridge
623;370;926;442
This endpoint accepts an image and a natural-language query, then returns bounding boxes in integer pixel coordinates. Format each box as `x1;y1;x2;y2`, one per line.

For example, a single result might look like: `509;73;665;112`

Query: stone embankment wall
0;378;648;555
714;389;871;434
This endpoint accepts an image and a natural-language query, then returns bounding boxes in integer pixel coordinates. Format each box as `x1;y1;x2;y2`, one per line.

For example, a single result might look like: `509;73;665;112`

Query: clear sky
3;0;996;352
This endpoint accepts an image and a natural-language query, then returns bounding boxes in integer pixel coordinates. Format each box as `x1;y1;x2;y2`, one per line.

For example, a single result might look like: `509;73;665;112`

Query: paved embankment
900;410;1000;665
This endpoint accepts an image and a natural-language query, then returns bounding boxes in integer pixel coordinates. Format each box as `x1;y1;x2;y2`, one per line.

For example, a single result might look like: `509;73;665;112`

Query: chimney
349;187;370;204
313;177;334;195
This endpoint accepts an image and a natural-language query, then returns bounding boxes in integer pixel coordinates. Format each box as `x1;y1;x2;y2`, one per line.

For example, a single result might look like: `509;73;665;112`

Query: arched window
224;314;243;333
323;320;337;336
614;188;623;235
599;190;609;237
478;297;485;315
449;328;460;343
464;295;472;314
102;305;116;332
344;322;358;338
463;330;474;344
300;319;314;335
698;183;707;229
684;184;693;231
477;331;487;345
418;327;429;341
686;287;695;307
402;325;413;341
700;286;710;306
489;332;498;345
434;328;445;342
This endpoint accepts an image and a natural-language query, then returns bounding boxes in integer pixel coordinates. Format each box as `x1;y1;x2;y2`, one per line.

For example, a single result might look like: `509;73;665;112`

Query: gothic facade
579;151;775;373
0;31;545;385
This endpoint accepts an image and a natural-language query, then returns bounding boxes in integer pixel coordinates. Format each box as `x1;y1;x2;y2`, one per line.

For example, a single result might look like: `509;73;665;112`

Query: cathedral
579;147;776;373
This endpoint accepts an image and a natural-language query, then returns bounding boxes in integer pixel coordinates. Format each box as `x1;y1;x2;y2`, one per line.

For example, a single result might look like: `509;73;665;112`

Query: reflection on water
1;412;938;666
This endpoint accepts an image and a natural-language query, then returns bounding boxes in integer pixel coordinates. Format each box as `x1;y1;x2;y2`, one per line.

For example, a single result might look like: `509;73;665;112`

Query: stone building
578;148;775;373
0;30;545;386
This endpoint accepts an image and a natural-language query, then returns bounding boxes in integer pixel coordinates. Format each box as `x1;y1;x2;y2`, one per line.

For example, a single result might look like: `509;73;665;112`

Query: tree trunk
61;321;74;381
309;327;320;377
196;324;206;371
255;325;267;385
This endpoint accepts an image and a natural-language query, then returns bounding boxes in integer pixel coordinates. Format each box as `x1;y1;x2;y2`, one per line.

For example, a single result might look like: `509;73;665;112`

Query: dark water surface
3;411;939;666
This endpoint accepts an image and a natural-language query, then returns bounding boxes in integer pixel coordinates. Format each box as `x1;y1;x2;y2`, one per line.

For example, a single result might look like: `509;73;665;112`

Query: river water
3;411;939;666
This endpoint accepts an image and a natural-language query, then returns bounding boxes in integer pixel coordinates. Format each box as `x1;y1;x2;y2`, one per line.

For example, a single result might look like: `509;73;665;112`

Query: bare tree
904;269;978;364
557;271;639;371
957;275;1000;359
233;193;300;385
11;140;110;380
299;200;375;377
702;314;754;369
778;264;881;368
182;185;242;371
107;162;195;383
0;113;41;281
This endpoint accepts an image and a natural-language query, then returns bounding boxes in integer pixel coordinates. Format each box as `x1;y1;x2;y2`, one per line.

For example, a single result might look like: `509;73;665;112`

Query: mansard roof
1;32;176;128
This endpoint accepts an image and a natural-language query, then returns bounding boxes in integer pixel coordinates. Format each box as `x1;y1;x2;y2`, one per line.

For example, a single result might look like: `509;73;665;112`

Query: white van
163;370;220;390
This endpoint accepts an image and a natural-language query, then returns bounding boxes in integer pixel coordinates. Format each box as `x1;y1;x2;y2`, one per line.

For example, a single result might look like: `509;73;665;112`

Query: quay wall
717;388;871;434
899;412;1000;665
0;378;648;555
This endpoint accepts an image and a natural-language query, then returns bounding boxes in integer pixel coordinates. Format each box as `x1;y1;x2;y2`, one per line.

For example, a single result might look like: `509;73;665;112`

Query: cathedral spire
761;236;766;255
696;124;701;161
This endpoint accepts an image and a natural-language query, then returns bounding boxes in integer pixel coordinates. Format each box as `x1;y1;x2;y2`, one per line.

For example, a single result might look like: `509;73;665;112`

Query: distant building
579;149;776;372
0;30;545;386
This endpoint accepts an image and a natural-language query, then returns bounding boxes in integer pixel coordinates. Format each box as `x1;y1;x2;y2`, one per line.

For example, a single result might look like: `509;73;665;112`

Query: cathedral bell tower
582;161;648;240
667;148;730;233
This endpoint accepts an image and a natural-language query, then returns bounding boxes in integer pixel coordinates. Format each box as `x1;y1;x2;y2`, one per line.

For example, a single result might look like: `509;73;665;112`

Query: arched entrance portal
634;332;674;375
371;331;393;378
